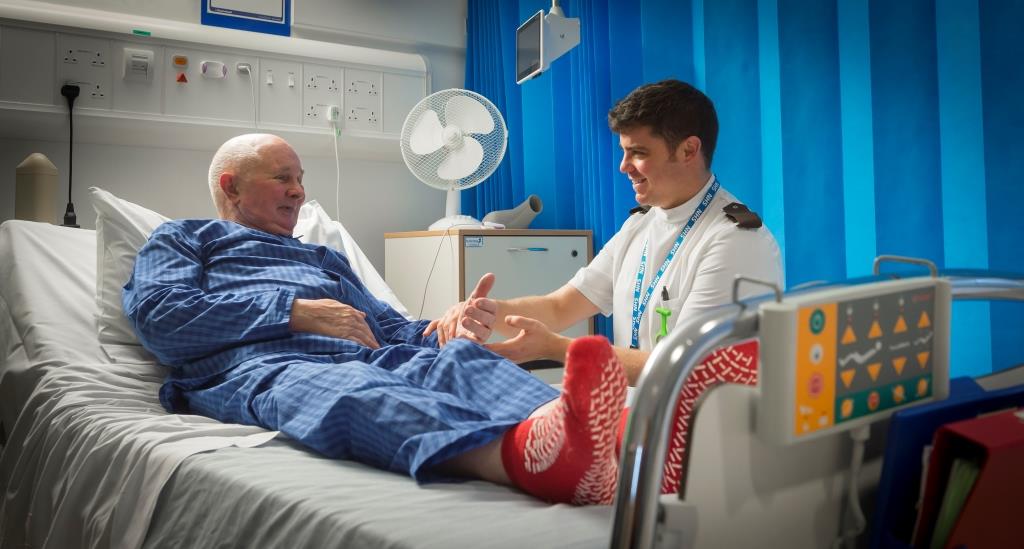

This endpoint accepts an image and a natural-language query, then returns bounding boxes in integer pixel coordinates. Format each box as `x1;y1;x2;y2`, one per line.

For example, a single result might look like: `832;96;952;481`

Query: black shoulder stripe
723;202;762;229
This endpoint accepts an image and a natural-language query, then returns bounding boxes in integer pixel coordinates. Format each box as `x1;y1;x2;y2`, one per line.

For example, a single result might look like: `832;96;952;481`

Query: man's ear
219;172;239;201
679;136;703;164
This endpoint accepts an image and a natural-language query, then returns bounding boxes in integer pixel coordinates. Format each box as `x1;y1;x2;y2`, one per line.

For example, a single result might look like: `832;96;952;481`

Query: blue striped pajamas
124;220;558;480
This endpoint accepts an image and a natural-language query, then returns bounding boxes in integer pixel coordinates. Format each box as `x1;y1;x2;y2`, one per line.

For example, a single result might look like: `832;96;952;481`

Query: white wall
0;0;467;272
0;136;442;272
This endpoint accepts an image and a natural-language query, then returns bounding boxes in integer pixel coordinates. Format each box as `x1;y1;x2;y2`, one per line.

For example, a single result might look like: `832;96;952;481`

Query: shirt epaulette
628;205;651;216
723;202;762;229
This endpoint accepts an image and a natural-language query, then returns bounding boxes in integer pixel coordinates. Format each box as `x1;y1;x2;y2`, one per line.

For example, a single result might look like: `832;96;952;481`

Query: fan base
428;214;482;231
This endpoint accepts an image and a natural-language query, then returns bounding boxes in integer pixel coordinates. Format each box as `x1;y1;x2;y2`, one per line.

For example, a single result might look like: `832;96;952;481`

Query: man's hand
485;315;570;364
423;273;497;346
290;298;380;349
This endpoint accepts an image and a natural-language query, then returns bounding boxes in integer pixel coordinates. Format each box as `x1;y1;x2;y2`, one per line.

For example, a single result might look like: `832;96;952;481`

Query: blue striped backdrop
464;0;1023;375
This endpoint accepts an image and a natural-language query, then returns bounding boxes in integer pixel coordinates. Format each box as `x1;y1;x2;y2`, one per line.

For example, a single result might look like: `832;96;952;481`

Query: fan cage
399;89;508;191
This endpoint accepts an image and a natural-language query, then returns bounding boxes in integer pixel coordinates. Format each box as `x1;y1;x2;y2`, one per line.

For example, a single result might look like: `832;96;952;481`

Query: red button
808;373;823;397
176;73;188;83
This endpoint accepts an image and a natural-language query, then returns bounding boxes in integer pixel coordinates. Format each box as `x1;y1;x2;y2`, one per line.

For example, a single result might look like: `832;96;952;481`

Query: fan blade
409;109;444;154
437;136;484;180
445;95;494;135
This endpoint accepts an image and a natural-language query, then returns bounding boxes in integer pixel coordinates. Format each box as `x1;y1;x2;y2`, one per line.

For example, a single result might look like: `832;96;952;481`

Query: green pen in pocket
654;286;672;344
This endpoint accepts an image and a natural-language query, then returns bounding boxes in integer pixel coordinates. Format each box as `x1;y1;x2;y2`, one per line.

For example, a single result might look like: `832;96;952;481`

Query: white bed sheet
0;220;104;433
0;221;278;549
0;220;612;549
146;441;610;548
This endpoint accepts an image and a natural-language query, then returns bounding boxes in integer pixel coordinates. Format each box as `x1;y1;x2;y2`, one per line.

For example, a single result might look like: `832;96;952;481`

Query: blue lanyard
631;179;720;348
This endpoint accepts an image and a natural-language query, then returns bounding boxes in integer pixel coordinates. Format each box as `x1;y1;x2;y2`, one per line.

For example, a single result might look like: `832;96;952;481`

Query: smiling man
428;80;784;384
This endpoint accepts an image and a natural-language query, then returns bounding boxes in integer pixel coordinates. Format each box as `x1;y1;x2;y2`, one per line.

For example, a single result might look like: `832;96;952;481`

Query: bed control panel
757;277;951;445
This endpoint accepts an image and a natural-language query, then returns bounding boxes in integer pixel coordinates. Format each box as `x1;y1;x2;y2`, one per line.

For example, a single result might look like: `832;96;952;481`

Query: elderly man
123;133;684;505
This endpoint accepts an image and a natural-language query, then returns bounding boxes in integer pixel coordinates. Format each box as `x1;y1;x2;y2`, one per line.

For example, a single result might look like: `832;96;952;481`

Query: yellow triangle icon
918;311;931;328
841;369;856;388
868;320;883;339
841;325;857;344
893;316;907;333
892;356;907;375
917;351;930;368
867;362;882;382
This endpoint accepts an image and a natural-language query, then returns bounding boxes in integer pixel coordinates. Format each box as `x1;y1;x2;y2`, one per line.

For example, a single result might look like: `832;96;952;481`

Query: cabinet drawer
463;235;590;338
462;235;588;300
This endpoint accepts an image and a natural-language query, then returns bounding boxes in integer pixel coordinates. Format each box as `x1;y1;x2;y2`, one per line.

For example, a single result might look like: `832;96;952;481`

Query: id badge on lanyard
630;179;720;349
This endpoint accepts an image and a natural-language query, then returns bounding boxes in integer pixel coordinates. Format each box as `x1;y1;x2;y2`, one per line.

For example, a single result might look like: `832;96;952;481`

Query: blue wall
465;0;1024;375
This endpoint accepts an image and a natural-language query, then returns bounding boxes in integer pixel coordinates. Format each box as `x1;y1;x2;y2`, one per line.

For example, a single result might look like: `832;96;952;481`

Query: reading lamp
60;83;80;228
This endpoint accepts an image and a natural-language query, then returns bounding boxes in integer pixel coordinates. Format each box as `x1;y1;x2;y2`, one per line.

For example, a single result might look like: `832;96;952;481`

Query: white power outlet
58;34;112;109
302;63;342;129
344;69;381;132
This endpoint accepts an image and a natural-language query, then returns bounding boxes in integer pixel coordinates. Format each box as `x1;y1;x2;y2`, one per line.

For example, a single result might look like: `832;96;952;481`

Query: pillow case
91;187;169;351
90;188;411;361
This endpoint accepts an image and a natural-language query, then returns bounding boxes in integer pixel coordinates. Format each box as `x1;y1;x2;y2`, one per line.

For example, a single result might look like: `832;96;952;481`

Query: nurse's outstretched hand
289;298;380;349
424;273;497;346
486;315;570;364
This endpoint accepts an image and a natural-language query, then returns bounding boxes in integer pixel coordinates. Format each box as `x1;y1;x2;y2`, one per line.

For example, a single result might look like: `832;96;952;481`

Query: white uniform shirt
569;175;784;351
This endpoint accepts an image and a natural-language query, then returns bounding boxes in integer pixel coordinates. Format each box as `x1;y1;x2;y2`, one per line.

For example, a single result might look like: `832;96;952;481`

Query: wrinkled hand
485;315;569;364
423;273;497;346
290;298;380;349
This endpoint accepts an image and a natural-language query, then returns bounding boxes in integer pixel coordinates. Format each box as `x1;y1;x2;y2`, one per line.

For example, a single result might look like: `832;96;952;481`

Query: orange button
172;55;188;67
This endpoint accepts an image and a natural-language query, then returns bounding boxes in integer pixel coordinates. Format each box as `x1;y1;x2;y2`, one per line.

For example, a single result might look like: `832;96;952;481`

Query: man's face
618;126;692;209
230;140;305;236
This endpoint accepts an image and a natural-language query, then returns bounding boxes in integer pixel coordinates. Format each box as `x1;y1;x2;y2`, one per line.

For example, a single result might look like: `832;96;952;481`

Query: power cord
237;63;257;130
832;425;871;549
327;105;342;219
417;226;454;320
60;84;80;228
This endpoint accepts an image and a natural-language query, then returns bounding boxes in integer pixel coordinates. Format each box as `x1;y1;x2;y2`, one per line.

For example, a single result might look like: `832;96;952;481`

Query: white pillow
90;188;411;362
91;187;169;352
294;200;413;319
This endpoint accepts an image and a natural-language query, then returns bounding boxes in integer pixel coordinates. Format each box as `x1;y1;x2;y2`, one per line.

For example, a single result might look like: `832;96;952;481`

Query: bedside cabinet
385;229;593;380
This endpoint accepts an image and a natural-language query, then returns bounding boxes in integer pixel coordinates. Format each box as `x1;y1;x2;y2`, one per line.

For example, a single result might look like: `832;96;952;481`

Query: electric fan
399;89;508;231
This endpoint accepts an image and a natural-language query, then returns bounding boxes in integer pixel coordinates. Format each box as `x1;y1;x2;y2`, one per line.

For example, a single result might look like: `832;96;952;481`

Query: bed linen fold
0;360;278;549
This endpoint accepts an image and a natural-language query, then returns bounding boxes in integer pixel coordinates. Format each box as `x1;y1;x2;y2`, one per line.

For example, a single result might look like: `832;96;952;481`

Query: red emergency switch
176;73;188;83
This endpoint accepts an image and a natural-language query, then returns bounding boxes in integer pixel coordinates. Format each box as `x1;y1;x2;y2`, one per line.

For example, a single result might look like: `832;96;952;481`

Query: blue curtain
464;0;1024;376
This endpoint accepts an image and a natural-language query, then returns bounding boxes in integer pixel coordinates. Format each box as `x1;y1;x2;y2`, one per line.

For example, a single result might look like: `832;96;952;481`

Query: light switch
265;70;274;85
287;73;296;87
123;47;154;82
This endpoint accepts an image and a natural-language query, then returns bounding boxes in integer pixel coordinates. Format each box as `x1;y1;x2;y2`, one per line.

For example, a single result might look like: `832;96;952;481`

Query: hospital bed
1;200;1022;549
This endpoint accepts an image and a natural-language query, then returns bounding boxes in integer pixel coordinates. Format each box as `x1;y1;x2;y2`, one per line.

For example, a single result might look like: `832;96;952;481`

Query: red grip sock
501;335;627;505
615;340;760;495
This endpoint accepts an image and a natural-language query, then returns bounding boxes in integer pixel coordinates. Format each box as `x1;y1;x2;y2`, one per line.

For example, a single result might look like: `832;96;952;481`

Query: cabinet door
463;235;590;337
